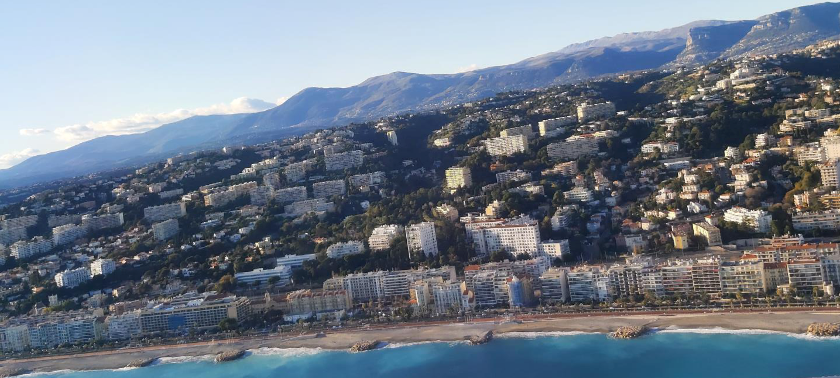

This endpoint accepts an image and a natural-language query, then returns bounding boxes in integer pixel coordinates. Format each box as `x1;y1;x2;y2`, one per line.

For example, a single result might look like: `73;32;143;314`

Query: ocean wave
496;331;600;339
381;340;468;348
247;347;326;358
656;327;840;341
155;354;216;365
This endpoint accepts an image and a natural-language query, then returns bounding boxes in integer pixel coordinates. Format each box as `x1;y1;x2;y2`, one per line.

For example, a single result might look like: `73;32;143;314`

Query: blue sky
0;0;825;168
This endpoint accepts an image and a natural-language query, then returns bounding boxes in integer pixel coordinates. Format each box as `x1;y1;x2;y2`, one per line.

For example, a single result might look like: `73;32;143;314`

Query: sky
0;0;827;169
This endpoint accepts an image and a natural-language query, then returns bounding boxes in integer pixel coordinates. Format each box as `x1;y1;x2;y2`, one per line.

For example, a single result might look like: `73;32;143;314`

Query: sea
29;330;840;378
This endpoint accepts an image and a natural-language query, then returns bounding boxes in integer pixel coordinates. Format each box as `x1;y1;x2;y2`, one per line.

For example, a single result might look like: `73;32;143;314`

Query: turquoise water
35;332;840;378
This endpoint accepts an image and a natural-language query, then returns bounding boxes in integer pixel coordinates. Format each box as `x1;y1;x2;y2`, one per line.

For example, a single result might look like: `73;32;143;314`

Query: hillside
3;3;840;188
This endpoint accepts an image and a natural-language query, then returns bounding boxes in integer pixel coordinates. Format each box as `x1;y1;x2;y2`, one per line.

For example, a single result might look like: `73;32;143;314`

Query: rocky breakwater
807;323;840;337
126;358;157;368
350;340;379;352
468;331;493;345
215;350;246;363
610;326;647;339
0;367;28;378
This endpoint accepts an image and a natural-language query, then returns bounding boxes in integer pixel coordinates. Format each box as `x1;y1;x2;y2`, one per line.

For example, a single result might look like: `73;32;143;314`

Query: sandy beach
4;309;840;375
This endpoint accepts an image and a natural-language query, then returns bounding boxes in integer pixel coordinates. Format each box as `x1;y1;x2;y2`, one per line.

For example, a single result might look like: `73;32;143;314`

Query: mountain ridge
3;2;840;189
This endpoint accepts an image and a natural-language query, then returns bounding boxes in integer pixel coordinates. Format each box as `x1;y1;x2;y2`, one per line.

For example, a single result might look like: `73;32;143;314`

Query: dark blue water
36;332;840;378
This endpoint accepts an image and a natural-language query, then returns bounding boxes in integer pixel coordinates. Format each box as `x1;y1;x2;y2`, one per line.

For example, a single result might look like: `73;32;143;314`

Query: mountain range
4;2;840;188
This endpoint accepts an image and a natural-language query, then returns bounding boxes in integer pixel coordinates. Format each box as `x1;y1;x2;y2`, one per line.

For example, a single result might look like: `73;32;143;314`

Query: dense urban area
4;38;840;356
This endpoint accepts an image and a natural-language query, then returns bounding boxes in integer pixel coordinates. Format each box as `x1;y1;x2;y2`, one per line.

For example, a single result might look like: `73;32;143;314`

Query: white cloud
455;63;480;73
19;128;50;136
0;148;40;169
41;97;279;144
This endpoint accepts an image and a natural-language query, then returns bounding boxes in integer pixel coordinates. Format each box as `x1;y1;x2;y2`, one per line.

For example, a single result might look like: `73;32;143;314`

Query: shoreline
5;309;840;375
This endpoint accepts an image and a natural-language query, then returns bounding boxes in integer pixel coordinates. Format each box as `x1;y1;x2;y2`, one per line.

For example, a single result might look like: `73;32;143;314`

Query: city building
235;266;292;286
484;135;528;156
143;202;187;222
55;267;91;288
692;222;722;246
724;207;772;233
313;179;346;198
90;259;117;277
368;224;404;251
445;167;472;189
325;150;363;171
152;219;180;241
577;102;616;121
326;240;366;259
405;222;439;257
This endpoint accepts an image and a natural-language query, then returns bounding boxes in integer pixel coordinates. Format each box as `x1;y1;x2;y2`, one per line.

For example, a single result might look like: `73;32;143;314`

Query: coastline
5;310;840;375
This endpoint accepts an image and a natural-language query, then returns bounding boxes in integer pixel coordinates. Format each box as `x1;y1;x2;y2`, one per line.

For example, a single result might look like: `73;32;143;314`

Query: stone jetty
807;323;840;337
126;358;156;368
610;326;647;339
468;330;493;345
215;350;246;362
350;340;379;352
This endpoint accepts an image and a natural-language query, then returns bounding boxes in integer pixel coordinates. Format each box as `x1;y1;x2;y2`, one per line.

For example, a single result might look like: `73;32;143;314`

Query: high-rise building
577;102;616;121
692;222;722;246
484;135;528;156
325;150;363;171
90;259;116;277
445;167;472;189
723;207;772;233
152;219;179;241
312;179;346;198
368;224;404;251
326;241;366;259
55;267;91;288
821;159;840;188
405;222;439;257
143;202;187;222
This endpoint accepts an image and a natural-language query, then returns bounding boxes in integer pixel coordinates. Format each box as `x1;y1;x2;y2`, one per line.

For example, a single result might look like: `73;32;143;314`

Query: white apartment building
152;219;179;241
313;179;346;198
484;135;528;156
284;160;314;182
546;136;599;160
368;224;404;251
821;159;840;188
795;143;826;165
10;237;53;260
90;259;116;277
431;281;471;315
564;186;595;202
105;311;142;340
249;186;274;206
325;150;363;171
82;213;124;231
326;240;366;259
468;216;541;257
496;169;532;184
538;116;577;137
143;202;187;222
542;161;579;177
234;265;292;286
55;267;91;288
723;207;772;233
348;171;386;188
445;167;472;189
284;198;335;216
405;222;439;257
0;227;27;247
0;215;38;230
821;135;840;161
792;210;840;231
274;186;308;203
500;125;535;140
641;141;679;154
540;268;570;303
693;222;722;246
577;102;616;122
51;224;86;246
538;240;571;259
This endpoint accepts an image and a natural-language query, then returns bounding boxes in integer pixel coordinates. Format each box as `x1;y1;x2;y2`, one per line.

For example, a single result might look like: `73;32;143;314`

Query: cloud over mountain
25;97;281;144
